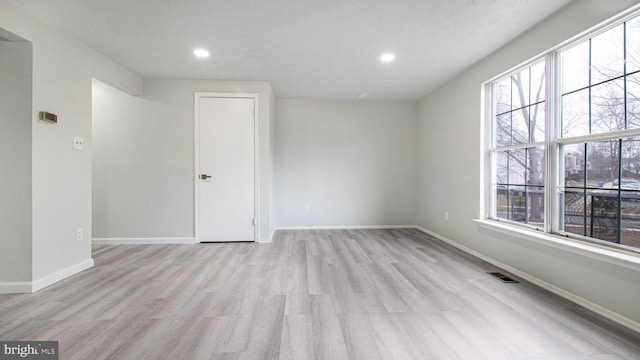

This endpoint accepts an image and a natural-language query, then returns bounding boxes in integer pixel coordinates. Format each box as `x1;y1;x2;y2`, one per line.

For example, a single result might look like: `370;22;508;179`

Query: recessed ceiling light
193;48;210;58
380;53;395;63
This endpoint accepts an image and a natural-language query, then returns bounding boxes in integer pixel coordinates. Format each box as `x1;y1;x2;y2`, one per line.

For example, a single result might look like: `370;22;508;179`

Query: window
487;13;640;252
493;60;545;228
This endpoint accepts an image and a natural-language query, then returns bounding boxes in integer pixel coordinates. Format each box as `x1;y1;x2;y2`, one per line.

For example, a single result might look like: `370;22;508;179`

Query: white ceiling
10;0;572;99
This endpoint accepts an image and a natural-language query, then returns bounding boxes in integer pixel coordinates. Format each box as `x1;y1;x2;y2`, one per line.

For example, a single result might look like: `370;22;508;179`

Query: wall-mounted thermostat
39;111;58;123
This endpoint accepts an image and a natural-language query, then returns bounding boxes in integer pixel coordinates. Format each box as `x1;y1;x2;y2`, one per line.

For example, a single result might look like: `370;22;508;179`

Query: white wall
92;79;274;241
417;0;640;327
273;99;417;227
0;0;142;289
92;80;192;238
0;39;32;284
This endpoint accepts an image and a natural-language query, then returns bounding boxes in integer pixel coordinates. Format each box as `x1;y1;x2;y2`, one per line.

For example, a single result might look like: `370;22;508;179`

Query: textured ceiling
9;0;572;99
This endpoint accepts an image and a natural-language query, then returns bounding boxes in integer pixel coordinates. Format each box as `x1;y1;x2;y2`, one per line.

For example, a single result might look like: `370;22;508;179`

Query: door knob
200;174;212;180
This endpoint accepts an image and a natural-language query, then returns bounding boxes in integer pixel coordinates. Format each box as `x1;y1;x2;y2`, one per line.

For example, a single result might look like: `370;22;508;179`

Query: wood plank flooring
1;228;639;359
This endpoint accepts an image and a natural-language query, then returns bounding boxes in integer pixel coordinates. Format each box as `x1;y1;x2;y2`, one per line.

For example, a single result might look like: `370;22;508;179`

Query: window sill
473;219;640;272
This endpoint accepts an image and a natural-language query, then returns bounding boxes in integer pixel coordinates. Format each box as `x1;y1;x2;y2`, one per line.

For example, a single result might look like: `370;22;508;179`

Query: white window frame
486;56;548;232
482;8;640;256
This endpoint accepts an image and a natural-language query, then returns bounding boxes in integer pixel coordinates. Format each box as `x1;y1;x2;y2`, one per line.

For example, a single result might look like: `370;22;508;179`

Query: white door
197;96;255;242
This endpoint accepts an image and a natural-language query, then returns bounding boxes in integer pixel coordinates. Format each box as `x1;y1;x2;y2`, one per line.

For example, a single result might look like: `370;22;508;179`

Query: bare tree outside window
494;60;545;226
491;14;640;250
559;20;640;248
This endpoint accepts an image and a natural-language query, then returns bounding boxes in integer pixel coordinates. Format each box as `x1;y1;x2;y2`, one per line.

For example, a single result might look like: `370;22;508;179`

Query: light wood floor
1;229;638;359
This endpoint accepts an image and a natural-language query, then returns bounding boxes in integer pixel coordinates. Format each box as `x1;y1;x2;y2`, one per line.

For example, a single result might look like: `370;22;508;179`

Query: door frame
194;92;260;243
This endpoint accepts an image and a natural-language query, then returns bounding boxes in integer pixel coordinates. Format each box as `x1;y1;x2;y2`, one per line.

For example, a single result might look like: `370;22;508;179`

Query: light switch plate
74;137;84;150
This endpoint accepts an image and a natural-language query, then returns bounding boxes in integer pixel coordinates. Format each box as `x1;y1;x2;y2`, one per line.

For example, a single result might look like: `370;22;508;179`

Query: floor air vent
488;272;519;283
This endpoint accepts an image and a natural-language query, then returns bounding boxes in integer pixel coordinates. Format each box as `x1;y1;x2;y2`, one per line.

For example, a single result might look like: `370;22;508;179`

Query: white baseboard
92;237;196;245
266;225;416;243
32;258;94;292
272;225;416;231
267;228;277;243
0;281;32;293
413;225;640;334
0;259;94;293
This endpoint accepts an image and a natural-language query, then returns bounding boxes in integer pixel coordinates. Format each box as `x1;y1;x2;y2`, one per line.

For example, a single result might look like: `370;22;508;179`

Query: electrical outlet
76;228;83;241
73;137;84;150
304;204;310;213
445;211;449;221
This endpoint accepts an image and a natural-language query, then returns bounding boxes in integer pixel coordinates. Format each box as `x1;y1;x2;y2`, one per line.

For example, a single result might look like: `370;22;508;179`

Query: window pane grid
493;145;544;226
489;13;640;252
493;65;546;148
561;29;640;138
559;137;640;247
